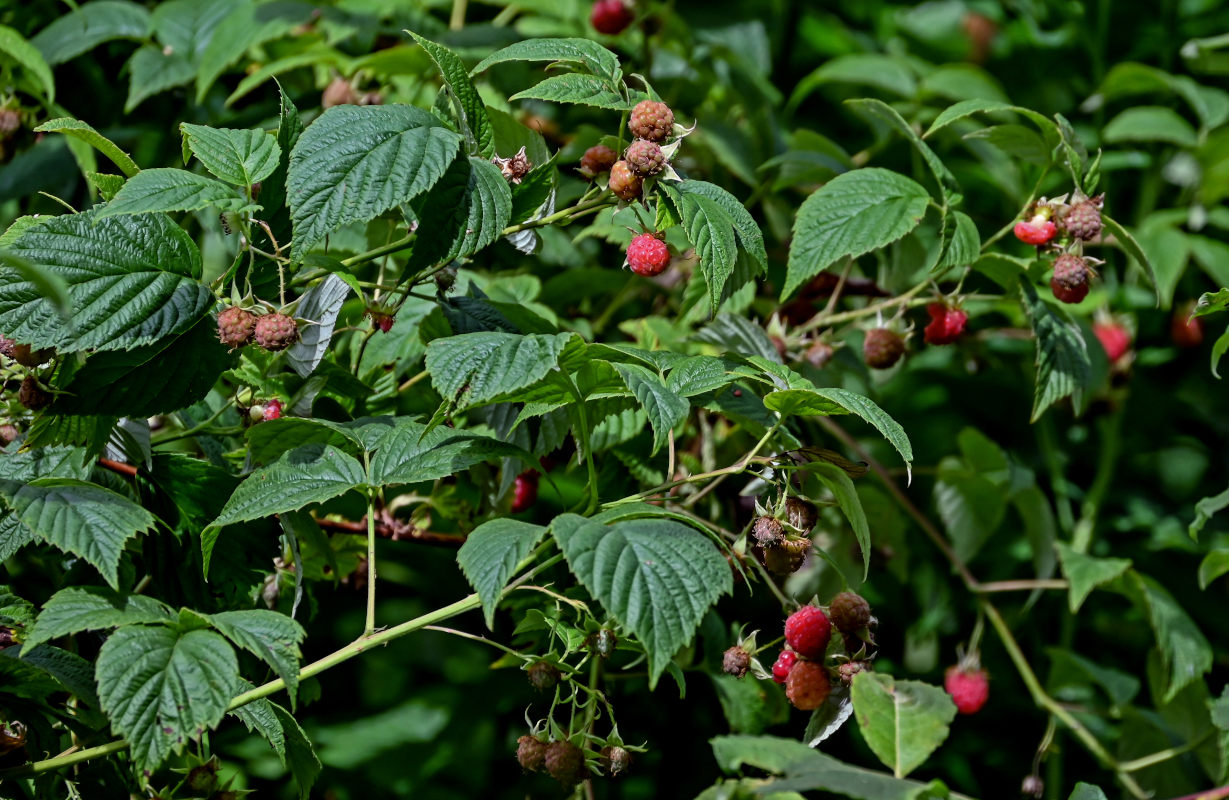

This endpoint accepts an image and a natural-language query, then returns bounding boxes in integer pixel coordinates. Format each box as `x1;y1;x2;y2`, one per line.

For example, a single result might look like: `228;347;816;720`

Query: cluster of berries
1013;193;1104;305
861;301;969;371
217;306;300;352
750;497;818;575
517;736;632;786
0;337;55;411
723;594;876;711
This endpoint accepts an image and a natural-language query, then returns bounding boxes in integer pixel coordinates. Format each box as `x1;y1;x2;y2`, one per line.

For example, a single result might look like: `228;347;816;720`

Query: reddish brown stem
314;515;464;546
97;458;137;477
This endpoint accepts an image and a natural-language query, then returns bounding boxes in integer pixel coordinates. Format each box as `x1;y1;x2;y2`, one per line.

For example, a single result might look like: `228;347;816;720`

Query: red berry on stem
590;0;632;34
828;592;871;634
771;650;798;683
581;144;618;177
1173;307;1203;348
945;665;989;714
1050;253;1091;304
217;306;256;350
1093;321;1131;363
785;660;831;710
784;605;831;659
627;233;671;277
923;303;968;345
263;398;283;421
511;470;539;512
1013;218;1056;246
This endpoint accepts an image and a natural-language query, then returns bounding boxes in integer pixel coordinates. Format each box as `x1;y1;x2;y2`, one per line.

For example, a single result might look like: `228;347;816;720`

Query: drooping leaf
180;123;282;186
0;25;55;103
471;38;621;83
612;363;689;456
662;183;738;311
1055;542;1131;612
95;624;239;771
229;695;321;798
851;672;957;779
457;518;549;628
510;74;632;111
209;610;304;707
1102;215;1158;297
31;0;151;66
785;168;930;299
34;117;140;177
552;514;733;687
844;98;961;203
286;274;351;378
287;105;463;258
22;587;172;652
0;211;210;353
1020;281;1091;422
409;32;494;158
1125;572;1212;703
811;461;871;578
764;386;913;474
405;157;513;270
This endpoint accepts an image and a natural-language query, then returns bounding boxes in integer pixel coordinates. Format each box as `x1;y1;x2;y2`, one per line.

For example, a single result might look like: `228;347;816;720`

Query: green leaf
551;514;732;687
1020;281;1091;422
96;624;239;771
457;518;549;628
936;211;980;271
425;331;581;411
1103;106;1199;148
207;444;365;537
471;38;621;83
125;45;196;113
1102;215;1159;297
22;587;172;652
0;25;55;103
845;99;961;203
406;157;512;269
812;461;871;579
764;386;913;474
35;117;140;178
0;210;210;353
285;274;351;379
1190;486;1229;541
612;363;689;456
511;73;632;111
209;610;304;707
675;180;768;273
195;4;307;104
790;54;916;107
1126;572;1212;703
5;478;156;589
662;184;738;311
409;32;494;159
52;315;236;417
1068;784;1108;800
287;105;463;258
710;734;818;773
180;123;282;186
13;644;99;706
31;0;151;66
1055;542;1131;612
784;168;930;299
230;696;321;798
96;168;250;218
851;672;957;779
367;420;533;488
1199;549;1229;590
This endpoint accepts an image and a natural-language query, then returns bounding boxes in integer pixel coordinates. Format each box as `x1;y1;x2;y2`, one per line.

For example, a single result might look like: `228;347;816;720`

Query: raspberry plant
1;2;1229;800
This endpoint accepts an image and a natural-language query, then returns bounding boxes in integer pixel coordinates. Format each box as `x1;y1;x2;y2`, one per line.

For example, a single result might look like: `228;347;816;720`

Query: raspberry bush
1;2;1228;800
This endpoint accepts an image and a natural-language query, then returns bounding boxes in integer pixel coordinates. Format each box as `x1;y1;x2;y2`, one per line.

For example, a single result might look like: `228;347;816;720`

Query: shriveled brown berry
752;515;785;547
763;537;809;575
863;328;904;369
785;660;831;710
11;344;52;367
600;745;631;777
217;306;256;349
829;592;871;634
609;160;642;202
253;313;299;351
18;377;50;410
625;138;666;176
805;341;834;368
544;740;585;787
322;77;358;108
517;735;547;772
784;497;817;532
629;100;674;143
493;146;533;184
527;660;561;692
722;646;751;678
581;144;618;177
837;660;869;687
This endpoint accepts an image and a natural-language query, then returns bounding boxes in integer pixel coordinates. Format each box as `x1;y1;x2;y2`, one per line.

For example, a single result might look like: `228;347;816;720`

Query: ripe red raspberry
863;328;905;369
784;498;817;532
771;650;798;683
1013;218;1056;246
367;308;395;333
1050;253;1091;304
544;740;585;787
923;303;968;345
785;660;831;710
828;592;871;634
624;139;665;176
945;665;989;714
253;313;299;351
722;646;751;678
590;0;633;34
511;470;539;512
1093;321;1131;363
1173;308;1203;348
627;233;670;277
527;660;561;691
629;100;674;143
217;306;256;350
322;77;358;108
18;376;50;410
263;398;283;421
1062;200;1102;241
784;605;831;659
581;144;617;177
609;160;642;202
516;735;547;772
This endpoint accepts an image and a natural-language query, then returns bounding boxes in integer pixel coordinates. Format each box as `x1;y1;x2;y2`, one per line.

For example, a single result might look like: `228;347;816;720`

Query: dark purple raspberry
625;139;665;176
863;328;905;369
581;144;618;177
829;592;871;633
517;735;547;772
527;660;561;692
1050;253;1091;304
18;377;50;410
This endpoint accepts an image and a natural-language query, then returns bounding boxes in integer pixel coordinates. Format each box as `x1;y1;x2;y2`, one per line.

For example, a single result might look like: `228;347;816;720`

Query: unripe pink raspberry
253;313;299;351
624;139;665;176
945;665;989;714
609;160;642;202
629;100;674;143
217;306;256;350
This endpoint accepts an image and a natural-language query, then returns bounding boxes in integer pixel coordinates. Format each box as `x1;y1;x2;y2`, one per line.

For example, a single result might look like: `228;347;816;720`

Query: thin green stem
364;484;377;635
561;372;600;515
503;193;615;236
449;0;467;29
799;279;930;333
981;166;1052;251
152;402;232;445
1118;731;1213;773
340;234;415;269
